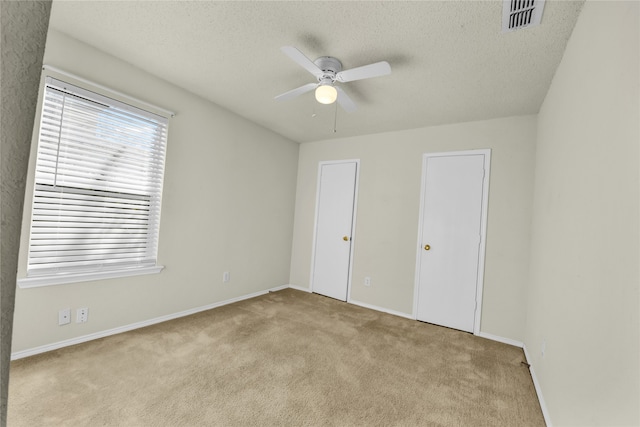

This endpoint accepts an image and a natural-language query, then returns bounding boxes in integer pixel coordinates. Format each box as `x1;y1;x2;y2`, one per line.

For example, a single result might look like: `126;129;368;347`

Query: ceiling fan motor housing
314;56;342;82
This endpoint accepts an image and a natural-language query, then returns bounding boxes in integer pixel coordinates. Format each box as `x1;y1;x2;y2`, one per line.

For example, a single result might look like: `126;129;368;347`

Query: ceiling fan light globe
315;85;338;104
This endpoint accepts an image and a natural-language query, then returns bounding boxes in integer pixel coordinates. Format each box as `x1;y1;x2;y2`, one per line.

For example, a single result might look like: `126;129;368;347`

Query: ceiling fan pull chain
333;101;338;133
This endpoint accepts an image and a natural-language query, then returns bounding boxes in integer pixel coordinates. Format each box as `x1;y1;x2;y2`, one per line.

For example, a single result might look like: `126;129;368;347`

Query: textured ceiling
49;1;584;143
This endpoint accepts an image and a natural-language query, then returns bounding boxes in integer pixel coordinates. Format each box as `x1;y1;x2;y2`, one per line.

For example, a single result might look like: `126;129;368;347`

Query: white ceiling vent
502;0;546;32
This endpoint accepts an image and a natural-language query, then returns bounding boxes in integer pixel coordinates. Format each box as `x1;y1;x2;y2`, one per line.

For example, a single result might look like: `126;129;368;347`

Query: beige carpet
8;289;544;426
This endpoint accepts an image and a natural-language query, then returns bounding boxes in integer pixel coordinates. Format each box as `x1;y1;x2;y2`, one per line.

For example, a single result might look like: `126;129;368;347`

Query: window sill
17;265;164;288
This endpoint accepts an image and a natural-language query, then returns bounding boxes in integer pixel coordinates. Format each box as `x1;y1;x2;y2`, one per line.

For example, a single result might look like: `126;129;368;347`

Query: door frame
309;159;360;301
412;149;491;335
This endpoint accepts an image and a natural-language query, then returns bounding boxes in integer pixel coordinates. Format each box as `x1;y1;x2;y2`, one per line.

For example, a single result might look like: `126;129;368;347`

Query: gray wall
0;1;51;424
525;1;639;424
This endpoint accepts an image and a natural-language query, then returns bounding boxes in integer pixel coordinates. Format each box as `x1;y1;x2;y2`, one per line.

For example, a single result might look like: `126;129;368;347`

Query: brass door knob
343;236;350;241
424;244;431;251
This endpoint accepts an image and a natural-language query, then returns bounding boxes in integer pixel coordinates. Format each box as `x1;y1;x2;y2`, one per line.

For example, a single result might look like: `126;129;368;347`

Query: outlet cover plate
76;308;89;323
58;308;71;325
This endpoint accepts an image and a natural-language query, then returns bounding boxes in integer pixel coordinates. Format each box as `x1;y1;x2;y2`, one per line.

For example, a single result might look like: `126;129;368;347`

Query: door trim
309;159;360;301
412;149;491;335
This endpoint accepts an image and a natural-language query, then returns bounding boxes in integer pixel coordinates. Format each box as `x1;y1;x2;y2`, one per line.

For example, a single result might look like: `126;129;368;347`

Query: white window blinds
26;77;169;278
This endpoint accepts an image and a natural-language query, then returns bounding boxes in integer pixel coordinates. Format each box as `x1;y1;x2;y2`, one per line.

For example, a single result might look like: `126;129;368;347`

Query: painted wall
525;1;639;425
290;116;536;341
0;1;51;421
11;30;299;353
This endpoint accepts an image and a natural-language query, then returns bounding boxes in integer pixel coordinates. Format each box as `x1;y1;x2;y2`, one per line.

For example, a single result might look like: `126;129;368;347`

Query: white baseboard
288;284;312;293
11;284;289;360
523;345;552;427
347;298;414;320
476;331;524;348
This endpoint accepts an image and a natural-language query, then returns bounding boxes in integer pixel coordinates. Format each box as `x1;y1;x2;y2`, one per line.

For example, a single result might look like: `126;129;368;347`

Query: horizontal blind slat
29;243;147;251
29;237;150;244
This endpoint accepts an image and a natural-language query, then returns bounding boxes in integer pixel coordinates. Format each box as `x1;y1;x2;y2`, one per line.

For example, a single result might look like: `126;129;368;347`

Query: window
22;77;169;286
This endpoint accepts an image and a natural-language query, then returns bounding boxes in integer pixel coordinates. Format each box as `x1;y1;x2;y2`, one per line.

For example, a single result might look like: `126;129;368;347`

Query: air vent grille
502;0;546;32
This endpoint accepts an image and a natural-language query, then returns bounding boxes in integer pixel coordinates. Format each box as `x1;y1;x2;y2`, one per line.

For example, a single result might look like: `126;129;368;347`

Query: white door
311;161;358;301
415;150;490;333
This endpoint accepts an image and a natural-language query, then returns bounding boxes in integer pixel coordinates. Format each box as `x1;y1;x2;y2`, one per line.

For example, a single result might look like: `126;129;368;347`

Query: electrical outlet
58;308;71;325
223;271;230;283
76;308;89;323
364;277;371;287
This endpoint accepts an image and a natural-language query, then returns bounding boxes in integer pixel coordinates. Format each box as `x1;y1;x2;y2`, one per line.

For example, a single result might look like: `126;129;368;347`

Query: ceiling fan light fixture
315;84;337;105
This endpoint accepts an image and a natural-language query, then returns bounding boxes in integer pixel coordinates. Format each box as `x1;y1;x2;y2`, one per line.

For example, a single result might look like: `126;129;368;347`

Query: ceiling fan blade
275;82;318;101
336;61;391;83
281;46;323;79
336;87;357;113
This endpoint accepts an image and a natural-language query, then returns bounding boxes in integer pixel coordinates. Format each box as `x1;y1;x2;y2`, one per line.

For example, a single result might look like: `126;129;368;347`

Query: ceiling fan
275;46;391;112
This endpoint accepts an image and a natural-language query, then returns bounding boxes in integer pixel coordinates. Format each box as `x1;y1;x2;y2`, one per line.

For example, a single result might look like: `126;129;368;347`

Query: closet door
415;150;490;333
311;161;358;301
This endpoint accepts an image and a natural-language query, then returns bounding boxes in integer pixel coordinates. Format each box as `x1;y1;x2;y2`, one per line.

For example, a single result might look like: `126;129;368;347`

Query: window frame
18;71;171;288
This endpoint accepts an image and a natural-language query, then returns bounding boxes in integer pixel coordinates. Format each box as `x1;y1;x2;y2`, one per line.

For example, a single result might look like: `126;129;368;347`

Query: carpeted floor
8;288;545;426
